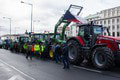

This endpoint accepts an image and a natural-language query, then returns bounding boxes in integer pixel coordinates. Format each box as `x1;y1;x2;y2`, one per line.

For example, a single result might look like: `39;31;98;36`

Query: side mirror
103;27;111;36
90;35;92;39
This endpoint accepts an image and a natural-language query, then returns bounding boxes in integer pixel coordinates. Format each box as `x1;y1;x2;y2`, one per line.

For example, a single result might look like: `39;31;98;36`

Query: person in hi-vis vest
40;43;45;58
34;42;40;57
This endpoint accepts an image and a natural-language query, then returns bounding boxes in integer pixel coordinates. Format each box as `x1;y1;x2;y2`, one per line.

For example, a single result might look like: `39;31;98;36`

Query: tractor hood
98;36;120;41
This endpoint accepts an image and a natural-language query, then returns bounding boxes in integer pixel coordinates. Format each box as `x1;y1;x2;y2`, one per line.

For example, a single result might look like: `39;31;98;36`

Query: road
0;49;120;80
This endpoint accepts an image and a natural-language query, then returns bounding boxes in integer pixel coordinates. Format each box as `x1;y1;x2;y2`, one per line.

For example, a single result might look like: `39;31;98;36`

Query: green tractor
53;5;83;41
30;33;58;57
31;33;45;43
46;33;61;59
17;35;29;53
30;5;83;59
47;5;83;59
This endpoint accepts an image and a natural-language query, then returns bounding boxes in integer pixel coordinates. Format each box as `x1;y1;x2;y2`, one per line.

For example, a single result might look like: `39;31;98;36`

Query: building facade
69;24;79;37
57;26;71;37
1;34;20;40
85;6;120;37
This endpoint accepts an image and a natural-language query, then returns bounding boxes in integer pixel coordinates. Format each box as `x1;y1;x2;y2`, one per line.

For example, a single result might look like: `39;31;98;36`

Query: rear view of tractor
17;35;29;53
31;33;45;43
67;22;120;70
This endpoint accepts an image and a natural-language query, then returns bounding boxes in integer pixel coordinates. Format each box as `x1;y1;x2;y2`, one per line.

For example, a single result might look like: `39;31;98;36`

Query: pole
33;21;34;32
31;4;33;33
21;1;33;33
10;18;11;39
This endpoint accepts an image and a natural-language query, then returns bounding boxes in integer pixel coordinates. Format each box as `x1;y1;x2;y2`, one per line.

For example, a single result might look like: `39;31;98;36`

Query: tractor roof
71;23;102;27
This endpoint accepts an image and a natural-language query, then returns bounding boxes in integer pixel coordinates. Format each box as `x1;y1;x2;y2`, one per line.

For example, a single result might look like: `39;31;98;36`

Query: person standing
40;42;45;58
26;42;32;60
34;42;40;58
55;43;62;63
23;42;27;54
52;43;56;59
44;39;49;58
31;42;35;56
14;41;18;53
62;43;70;69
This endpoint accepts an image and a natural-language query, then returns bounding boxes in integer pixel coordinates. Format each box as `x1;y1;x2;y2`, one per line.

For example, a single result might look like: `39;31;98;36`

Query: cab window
93;26;103;35
78;27;84;36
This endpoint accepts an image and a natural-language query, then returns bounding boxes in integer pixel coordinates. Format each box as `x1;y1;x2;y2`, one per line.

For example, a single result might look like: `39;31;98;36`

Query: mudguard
91;43;106;52
67;36;85;46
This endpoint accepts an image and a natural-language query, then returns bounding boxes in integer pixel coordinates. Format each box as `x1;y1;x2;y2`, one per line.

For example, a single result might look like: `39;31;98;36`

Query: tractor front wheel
92;47;115;70
68;40;84;65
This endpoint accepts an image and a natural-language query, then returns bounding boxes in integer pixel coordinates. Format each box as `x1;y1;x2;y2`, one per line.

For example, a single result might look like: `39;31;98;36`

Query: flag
63;10;88;24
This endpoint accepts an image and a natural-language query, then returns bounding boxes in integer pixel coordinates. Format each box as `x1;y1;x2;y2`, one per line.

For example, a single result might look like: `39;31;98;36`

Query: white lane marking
0;63;12;72
0;63;4;66
8;75;26;80
4;67;12;72
8;75;17;80
0;59;36;80
73;65;102;73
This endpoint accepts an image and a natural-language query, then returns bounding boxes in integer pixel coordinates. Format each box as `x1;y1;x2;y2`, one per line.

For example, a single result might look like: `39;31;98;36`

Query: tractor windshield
93;26;103;35
49;34;60;39
56;35;61;39
36;35;43;39
20;37;29;43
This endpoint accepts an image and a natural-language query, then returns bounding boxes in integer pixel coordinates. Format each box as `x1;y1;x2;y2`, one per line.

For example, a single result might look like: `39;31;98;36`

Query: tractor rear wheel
68;40;84;65
92;47;115;70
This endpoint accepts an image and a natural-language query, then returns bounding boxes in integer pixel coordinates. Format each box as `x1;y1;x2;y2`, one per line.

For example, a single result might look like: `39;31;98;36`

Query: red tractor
67;22;120;70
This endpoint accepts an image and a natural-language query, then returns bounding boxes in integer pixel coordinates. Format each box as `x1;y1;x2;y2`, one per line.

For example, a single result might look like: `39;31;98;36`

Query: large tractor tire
67;40;84;65
92;47;115;70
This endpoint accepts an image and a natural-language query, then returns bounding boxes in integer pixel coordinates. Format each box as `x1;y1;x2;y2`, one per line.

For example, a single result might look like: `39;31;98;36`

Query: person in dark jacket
54;43;62;63
62;43;70;69
26;42;32;60
14;41;18;53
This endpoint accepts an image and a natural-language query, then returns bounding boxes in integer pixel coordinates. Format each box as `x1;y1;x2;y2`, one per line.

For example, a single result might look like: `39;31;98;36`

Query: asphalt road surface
0;49;120;80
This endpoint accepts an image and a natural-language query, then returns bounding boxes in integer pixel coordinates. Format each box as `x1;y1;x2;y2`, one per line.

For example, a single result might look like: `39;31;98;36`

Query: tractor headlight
118;44;120;49
116;40;120;49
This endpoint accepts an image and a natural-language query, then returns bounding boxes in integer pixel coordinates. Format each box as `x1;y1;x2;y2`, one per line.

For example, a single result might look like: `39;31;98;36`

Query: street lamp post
21;1;33;33
3;17;11;39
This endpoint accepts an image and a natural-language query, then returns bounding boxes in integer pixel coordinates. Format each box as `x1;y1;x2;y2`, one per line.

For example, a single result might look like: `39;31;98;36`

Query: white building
1;34;20;40
85;6;120;37
69;24;79;37
57;26;71;37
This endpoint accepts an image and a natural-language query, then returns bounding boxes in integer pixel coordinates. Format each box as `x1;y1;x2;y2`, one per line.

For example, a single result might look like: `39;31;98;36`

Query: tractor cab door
78;26;91;45
91;25;103;46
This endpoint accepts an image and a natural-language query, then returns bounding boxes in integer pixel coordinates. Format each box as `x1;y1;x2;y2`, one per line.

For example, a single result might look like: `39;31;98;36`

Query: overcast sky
0;0;120;36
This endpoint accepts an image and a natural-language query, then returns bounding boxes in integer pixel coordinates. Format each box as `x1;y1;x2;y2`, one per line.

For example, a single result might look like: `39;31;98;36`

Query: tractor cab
67;22;120;70
19;36;29;43
31;33;44;43
77;21;111;46
77;23;104;47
